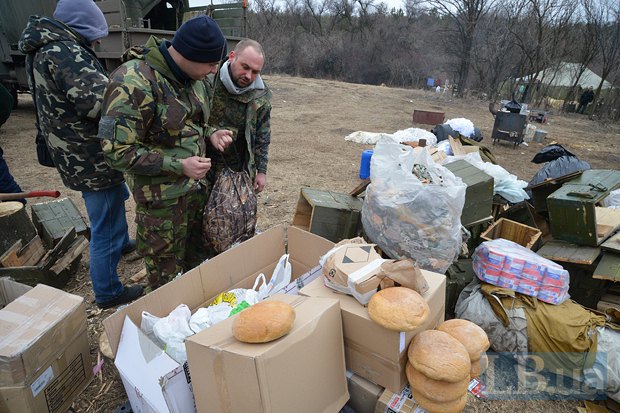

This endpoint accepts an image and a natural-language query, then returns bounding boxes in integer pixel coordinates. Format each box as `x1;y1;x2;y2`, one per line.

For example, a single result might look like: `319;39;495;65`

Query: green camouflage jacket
99;36;217;203
207;76;272;180
18;16;123;191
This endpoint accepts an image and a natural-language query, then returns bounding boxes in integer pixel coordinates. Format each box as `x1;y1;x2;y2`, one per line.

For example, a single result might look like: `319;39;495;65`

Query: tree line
246;0;620;120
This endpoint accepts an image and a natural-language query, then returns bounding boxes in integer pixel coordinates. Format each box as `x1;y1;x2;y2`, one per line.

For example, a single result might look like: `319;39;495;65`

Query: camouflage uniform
18;16;124;191
99;36;217;288
206;76;272;182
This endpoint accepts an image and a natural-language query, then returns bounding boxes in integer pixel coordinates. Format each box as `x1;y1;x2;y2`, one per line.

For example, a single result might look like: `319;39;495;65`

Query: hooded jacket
18;16;123;191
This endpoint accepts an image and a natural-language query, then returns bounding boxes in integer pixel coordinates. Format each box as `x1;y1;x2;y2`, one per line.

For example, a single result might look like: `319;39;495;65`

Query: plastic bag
203;168;257;254
189;303;235;333
266;254;292;296
361;140;466;273
527;156;591;189
152;304;195;364
602;189;620;209
140;311;165;348
531;144;576;164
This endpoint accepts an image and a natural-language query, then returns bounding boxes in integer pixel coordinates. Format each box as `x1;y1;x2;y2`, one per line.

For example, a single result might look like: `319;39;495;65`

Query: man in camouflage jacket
99;16;232;290
18;0;142;309
207;39;272;193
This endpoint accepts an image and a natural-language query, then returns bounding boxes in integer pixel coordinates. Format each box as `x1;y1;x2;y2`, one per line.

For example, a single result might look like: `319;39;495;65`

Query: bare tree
423;0;498;97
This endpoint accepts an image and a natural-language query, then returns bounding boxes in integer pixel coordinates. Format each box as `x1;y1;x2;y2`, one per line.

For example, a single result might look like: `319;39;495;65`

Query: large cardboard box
347;371;384;413
300;270;446;393
0;278;92;413
103;226;334;413
185;294;349;413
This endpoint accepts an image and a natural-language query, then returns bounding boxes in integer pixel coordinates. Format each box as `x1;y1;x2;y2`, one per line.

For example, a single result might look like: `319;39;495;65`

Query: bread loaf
407;330;470;382
412;390;468;413
367;287;429;331
405;362;468;403
233;301;295;343
436;319;490;361
470;352;489;378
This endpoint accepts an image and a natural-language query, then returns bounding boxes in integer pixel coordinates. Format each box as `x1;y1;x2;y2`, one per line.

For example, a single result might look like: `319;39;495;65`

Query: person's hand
254;172;266;193
181;156;211;180
209;129;234;152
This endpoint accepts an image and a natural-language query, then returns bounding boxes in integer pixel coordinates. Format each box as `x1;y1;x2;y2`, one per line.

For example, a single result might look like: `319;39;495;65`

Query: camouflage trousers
135;185;209;290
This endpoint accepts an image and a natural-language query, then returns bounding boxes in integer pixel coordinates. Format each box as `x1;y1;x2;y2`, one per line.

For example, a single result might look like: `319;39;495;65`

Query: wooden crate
412;109;444;125
292;188;363;243
481;218;542;250
31;198;89;248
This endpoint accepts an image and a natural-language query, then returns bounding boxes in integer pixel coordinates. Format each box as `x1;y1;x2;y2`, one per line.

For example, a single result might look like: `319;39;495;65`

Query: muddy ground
1;74;619;412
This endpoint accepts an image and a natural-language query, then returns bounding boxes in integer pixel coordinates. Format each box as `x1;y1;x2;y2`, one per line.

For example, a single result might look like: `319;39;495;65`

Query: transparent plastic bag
361;140;466;273
152;304;194;364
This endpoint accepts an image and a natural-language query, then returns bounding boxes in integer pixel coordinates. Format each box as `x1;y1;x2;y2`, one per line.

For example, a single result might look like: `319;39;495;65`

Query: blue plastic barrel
359;149;373;179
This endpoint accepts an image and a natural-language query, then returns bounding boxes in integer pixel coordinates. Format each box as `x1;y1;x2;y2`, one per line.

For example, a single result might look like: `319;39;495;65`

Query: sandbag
203;168;257;254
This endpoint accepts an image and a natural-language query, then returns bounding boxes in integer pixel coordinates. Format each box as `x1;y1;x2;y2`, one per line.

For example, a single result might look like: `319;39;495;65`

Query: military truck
0;0;246;104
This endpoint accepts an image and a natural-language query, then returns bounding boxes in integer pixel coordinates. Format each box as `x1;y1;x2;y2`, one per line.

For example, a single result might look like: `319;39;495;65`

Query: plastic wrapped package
151;304;195;364
362;140;466;273
473;239;570;304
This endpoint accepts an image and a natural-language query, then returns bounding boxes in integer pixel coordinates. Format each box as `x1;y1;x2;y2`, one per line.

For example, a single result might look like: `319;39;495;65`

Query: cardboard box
292;188;363;243
103;226;334;413
300;270;446;393
323;242;386;296
0;278;92;413
186;294;349;413
375;386;421;413
347;371;384;413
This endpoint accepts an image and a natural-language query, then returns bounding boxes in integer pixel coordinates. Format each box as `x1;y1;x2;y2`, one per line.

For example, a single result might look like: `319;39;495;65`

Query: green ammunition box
31;198;90;249
292;188;363;243
547;169;620;246
444;160;494;227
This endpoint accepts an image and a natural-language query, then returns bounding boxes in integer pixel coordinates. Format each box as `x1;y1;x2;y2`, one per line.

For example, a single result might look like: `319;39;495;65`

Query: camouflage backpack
203;168;257;254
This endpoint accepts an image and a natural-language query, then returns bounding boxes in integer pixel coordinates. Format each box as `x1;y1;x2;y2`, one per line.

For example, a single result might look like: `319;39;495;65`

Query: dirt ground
1;74;619;412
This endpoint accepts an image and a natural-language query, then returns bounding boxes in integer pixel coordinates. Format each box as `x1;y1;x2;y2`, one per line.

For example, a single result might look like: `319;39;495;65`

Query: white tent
518;62;613;89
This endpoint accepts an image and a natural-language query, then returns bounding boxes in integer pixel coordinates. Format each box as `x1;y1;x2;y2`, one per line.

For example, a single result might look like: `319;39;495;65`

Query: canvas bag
203;166;257;254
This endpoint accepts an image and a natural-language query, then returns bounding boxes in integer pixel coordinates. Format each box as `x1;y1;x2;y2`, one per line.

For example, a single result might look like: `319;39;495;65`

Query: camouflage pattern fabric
18;16;124;191
99;36;217;203
203;168;257;254
136;186;209;289
206;76;272;181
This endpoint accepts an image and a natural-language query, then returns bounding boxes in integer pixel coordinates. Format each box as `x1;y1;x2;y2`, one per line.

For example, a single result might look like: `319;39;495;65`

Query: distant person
577;87;595;114
99;16;233;291
207;39;272;194
435;85;441;93
19;0;142;308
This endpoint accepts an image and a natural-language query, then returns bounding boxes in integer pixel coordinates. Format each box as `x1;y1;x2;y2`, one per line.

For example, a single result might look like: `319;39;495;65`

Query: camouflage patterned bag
203;168;257;254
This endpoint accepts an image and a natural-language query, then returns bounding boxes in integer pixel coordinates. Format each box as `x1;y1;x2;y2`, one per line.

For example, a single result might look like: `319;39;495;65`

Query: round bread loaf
233;301;295;343
470;352;489;378
413;390;468;413
367;287;429;331
405;362;468;403
437;319;490;361
407;330;470;382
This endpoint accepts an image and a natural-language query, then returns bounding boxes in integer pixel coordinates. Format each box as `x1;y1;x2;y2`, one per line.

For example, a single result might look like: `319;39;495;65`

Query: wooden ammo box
292;188;363;243
31;198;89;248
526;170;582;215
547;169;620;246
481;218;542;250
444;159;494;227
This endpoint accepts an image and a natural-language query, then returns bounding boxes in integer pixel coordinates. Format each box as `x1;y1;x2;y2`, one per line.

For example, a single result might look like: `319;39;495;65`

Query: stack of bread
406;330;470;413
437;319;490;378
367;287;430;331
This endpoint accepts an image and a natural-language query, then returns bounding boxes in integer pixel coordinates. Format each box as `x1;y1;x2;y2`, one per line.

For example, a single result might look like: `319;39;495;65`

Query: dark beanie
172;16;227;63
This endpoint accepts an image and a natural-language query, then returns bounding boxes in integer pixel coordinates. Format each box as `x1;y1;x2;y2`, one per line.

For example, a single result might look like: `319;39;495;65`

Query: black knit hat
172;16;227;63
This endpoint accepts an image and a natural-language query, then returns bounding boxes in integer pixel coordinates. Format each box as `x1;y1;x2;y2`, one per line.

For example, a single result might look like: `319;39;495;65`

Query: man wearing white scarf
207;39;272;193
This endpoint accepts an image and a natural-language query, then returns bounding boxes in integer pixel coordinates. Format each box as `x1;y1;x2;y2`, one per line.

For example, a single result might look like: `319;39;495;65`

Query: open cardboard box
103;226;334;413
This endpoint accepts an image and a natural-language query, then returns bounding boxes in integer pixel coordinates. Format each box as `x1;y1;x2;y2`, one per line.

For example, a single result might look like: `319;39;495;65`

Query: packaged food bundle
473;238;569;304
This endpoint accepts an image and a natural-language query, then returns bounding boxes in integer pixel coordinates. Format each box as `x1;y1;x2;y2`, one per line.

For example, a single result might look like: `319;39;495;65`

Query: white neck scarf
219;60;264;95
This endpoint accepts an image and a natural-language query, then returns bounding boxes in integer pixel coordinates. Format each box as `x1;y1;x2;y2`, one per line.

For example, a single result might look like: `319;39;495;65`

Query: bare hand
254;172;267;193
209;129;234;152
181;156;211;180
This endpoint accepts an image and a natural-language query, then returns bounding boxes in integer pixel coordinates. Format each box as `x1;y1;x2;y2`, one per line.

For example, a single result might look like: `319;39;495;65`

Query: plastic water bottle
359;150;373;179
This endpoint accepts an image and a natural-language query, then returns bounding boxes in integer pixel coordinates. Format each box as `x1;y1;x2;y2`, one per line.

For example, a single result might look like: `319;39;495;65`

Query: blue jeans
82;183;130;303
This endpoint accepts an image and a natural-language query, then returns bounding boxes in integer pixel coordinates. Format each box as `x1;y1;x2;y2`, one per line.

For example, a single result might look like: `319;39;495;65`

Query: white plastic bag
152;304;195;364
140;311;165;348
267;254;292;296
361;139;466;273
189;303;233;333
